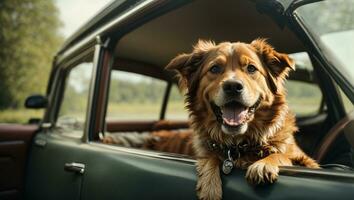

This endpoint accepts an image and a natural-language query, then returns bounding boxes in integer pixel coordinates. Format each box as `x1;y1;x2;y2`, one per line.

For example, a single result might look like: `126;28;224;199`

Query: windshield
295;0;354;87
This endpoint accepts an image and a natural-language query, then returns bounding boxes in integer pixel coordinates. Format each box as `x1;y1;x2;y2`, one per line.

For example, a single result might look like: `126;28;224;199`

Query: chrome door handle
64;162;85;174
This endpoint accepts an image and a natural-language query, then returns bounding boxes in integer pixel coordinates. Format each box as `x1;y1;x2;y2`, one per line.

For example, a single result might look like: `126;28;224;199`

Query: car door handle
64;162;85;174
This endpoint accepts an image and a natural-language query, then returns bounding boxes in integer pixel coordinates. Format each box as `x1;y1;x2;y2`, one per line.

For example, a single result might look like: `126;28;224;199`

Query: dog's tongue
221;106;248;126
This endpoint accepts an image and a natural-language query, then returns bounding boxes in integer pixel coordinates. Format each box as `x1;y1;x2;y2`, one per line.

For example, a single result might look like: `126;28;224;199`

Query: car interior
96;0;354;169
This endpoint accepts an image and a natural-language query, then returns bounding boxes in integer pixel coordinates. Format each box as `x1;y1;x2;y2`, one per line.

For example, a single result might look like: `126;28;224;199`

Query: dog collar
206;139;268;174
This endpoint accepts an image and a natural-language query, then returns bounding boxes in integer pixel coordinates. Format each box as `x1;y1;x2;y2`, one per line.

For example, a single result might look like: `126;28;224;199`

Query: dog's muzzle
211;96;261;135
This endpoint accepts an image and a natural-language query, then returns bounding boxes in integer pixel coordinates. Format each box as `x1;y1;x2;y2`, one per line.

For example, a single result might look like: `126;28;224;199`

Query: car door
24;0;354;199
24;46;96;200
79;0;354;199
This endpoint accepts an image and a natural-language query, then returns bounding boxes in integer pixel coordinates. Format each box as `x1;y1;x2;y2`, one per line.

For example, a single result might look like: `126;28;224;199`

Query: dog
165;38;320;200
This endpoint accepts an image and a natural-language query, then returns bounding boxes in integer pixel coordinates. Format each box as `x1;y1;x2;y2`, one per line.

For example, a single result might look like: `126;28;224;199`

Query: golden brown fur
166;38;319;200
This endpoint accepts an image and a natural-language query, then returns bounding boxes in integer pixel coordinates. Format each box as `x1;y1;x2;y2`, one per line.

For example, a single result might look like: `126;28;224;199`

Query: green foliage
0;0;63;109
109;73;167;104
0;109;43;123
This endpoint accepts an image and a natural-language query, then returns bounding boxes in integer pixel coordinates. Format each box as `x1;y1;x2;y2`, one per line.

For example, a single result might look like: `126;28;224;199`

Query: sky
55;0;112;38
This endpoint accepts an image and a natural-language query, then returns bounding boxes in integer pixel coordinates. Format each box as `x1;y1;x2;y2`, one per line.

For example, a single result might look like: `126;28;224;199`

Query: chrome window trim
82;37;105;142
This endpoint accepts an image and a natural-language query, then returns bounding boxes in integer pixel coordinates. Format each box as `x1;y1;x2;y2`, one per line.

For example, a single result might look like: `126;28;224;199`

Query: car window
287;52;323;117
57;61;93;136
165;85;189;120
295;0;354;87
286;81;322;116
106;70;166;121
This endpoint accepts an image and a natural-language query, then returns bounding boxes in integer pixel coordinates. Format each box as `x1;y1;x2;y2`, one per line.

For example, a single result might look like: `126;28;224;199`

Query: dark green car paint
24;0;354;199
25;132;354;199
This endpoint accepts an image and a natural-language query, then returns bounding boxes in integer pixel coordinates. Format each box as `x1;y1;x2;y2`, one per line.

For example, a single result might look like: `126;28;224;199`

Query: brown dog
166;39;319;200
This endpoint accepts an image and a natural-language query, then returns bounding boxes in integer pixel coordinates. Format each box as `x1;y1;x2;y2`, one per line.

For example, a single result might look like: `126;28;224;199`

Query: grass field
0;109;44;124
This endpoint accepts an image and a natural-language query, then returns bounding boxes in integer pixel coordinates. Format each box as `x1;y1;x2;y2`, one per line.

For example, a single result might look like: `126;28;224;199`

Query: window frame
56;52;95;121
48;45;100;141
52;47;95;138
52;48;95;122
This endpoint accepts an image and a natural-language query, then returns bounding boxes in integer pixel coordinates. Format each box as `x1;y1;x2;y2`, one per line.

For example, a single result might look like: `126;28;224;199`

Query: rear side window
106;70;166;121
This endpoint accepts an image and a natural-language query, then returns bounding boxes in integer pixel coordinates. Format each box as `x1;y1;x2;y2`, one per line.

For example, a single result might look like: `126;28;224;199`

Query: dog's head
166;39;294;137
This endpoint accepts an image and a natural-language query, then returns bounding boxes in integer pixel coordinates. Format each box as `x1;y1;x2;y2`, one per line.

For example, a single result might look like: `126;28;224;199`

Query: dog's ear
166;40;215;90
251;38;295;94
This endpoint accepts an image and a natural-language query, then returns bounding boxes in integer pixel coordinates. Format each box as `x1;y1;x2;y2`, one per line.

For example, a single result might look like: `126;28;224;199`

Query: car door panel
80;144;196;199
24;131;354;200
75;142;354;200
0;124;38;199
24;132;84;200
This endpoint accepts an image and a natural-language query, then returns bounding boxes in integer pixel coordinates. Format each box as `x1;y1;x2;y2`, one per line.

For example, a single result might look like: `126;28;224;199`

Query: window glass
287;52;323;117
165;85;189;120
296;0;354;86
286;81;322;116
57;62;93;134
107;70;166;121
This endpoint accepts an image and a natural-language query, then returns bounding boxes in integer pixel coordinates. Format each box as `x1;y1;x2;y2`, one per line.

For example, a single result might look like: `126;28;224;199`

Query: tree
0;0;63;109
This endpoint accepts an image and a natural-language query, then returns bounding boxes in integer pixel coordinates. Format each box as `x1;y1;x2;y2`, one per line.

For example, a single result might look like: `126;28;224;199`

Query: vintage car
1;0;353;199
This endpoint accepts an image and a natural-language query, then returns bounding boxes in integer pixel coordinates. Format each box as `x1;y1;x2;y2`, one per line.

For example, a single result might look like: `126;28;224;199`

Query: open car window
165;85;189;120
98;0;352;170
107;70;166;121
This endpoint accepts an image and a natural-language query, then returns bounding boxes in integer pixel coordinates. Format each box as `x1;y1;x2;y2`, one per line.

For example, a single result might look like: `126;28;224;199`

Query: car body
0;0;354;199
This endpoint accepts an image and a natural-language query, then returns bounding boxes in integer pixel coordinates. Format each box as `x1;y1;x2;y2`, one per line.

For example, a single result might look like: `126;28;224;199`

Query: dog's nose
223;80;244;95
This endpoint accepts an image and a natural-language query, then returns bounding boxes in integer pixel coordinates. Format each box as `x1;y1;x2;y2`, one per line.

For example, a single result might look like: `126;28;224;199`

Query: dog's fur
165;39;319;200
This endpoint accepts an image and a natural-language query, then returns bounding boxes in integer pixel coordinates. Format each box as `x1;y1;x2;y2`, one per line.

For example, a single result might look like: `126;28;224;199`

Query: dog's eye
247;65;257;74
209;65;222;74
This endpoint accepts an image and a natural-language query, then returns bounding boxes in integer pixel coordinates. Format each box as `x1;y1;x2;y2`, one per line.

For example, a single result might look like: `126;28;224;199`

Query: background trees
0;0;63;110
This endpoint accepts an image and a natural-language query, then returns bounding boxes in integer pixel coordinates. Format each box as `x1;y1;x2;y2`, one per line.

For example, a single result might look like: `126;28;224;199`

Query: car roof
56;0;299;60
114;0;305;69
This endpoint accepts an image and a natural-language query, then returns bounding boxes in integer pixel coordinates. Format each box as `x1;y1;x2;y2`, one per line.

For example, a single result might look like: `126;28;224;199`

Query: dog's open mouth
211;98;261;129
221;101;249;127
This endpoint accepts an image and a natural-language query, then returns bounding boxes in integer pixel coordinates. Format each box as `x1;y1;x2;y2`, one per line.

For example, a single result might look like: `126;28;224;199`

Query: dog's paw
196;179;222;200
245;160;279;185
